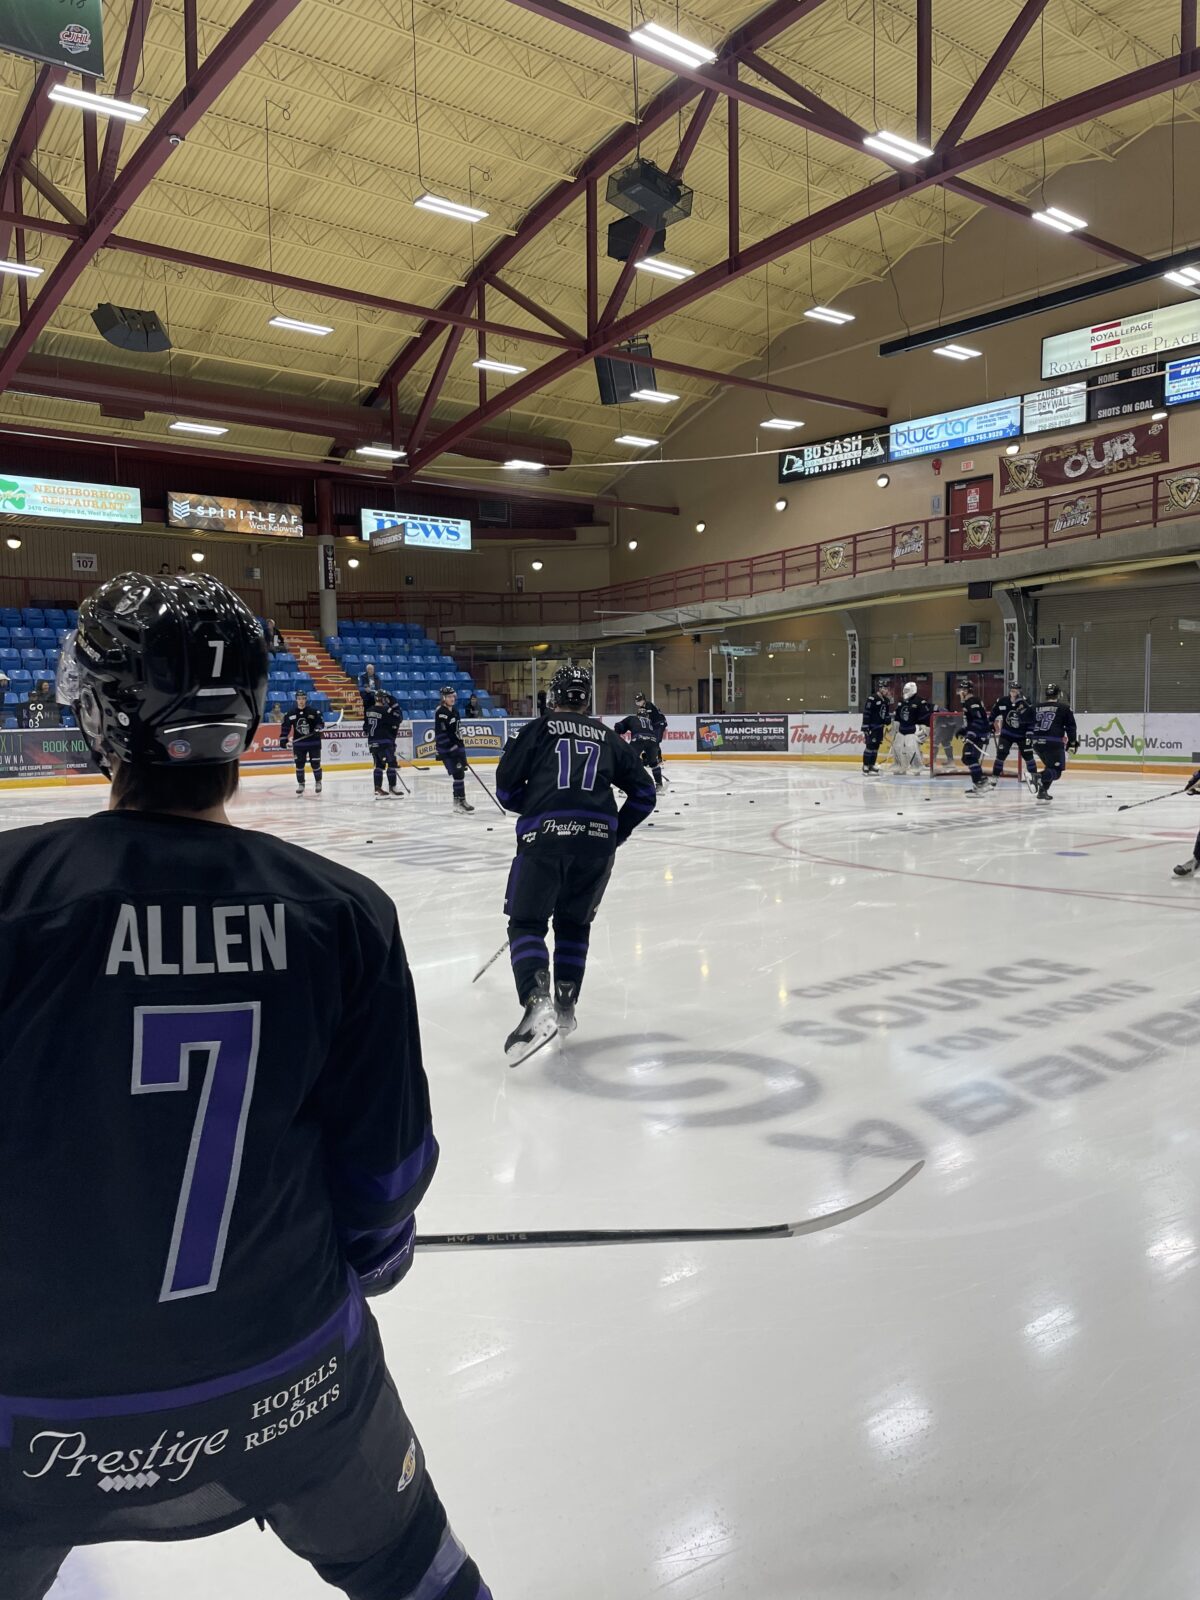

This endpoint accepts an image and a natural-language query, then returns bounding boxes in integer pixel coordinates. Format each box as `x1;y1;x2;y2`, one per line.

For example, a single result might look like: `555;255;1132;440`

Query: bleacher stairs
281;630;361;717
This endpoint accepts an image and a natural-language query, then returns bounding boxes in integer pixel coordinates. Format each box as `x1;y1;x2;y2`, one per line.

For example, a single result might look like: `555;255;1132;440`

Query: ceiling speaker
595;339;654;406
606;217;666;263
91;303;172;354
607;159;693;229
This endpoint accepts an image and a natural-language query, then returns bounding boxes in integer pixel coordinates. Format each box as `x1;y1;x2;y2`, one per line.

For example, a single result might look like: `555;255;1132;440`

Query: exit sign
892;656;905;667
968;651;983;664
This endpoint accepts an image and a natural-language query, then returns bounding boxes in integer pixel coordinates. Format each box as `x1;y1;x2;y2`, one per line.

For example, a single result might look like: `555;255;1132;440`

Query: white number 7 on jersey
132;1003;260;1302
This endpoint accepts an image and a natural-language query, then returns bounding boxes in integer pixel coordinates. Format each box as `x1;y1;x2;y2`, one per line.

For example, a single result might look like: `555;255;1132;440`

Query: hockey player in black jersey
860;687;891;775
988;685;1037;789
0;573;490;1600
1029;682;1078;801
891;682;931;774
614;693;665;789
495;664;656;1065
958;679;993;796
364;691;405;798
1173;769;1200;877
280;690;325;796
434;685;473;814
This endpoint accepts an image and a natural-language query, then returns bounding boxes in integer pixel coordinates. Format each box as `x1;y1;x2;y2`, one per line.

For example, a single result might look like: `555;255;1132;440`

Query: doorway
947;476;995;561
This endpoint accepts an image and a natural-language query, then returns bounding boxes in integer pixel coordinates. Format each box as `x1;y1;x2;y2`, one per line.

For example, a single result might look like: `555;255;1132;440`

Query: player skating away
958;679;993;796
1030;682;1078;802
364;690;405;798
860;686;891;775
1;573;491;1600
281;689;324;796
435;685;473;814
988;685;1037;790
638;691;668;787
1172;768;1200;876
891;682;931;774
495;664;657;1066
614;693;665;790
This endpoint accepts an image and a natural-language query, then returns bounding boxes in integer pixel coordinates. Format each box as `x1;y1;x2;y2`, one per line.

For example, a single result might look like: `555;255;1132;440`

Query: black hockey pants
992;734;1034;779
862;725;885;770
504;843;615;1003
293;739;323;786
371;743;399;792
440;750;466;801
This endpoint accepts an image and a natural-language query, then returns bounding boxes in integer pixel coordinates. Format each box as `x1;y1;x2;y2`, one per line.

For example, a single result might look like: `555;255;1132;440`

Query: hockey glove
279;740;289;751
353;1216;417;1298
1187;770;1200;795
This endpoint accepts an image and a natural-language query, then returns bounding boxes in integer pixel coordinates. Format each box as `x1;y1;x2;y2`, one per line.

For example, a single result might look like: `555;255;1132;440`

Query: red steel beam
97;0;156;194
728;72;740;267
740;50;868;142
585;178;598;334
408;44;1200;472
185;0;200;77
0;66;66;259
367;0;837;403
488;273;581;342
944;177;1144;266
17;159;85;226
1186;0;1198;60
0;0;309;397
405;325;466;455
81;77;100;213
916;0;933;146
937;0;1051;151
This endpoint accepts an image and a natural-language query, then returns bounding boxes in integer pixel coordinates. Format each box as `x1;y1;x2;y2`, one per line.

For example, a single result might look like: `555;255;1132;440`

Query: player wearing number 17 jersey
495;664;656;1066
0;574;489;1600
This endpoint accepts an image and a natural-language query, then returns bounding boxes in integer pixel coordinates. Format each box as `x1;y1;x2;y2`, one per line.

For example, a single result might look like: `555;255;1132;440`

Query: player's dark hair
111;757;239;813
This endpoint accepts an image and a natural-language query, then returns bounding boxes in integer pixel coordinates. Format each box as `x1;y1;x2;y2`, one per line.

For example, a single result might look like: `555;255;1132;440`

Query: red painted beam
0;0;309;397
185;0;200;77
937;0;1050;151
0;66;66;259
405;325;467;455
407;44;1200;472
728;73;740;266
97;0;156;194
1185;0;1198;60
489;274;581;343
916;0;933;146
740;51;868;142
944;177;1144;266
585;178;598;335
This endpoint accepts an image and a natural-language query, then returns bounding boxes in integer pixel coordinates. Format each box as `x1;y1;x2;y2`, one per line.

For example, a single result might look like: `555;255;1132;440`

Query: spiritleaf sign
0;0;105;75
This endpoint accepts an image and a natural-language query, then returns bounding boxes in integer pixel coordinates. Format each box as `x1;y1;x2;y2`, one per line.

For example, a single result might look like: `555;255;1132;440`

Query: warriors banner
1000;419;1169;494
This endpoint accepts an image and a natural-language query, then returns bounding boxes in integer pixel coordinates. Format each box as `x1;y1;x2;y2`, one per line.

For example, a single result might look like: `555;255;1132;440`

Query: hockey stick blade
416;1160;923;1251
1117;786;1192;812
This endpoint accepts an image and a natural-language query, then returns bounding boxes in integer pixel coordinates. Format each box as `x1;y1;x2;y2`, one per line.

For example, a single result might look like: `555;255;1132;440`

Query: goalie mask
902;681;918;700
60;571;268;776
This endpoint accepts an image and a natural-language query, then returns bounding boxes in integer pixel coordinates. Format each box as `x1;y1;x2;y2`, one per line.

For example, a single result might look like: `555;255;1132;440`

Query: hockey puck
366;838;374;843
487;827;493;831
897;812;903;815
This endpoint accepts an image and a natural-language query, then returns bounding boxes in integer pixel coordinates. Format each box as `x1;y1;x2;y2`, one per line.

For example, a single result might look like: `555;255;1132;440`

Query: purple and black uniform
0;811;489;1600
495;711;656;1002
434;703;466;801
280;703;324;788
1030;697;1079;795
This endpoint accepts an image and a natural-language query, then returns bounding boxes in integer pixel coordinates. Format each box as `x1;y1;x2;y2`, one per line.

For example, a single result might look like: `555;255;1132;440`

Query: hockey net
928;711;1024;779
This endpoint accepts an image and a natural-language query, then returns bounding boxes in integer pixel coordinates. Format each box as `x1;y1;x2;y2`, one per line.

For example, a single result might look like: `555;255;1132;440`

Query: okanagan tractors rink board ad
3;714;1197;786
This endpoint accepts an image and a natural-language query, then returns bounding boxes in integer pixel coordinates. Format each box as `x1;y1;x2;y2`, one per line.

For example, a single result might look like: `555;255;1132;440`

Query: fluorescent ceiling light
269;314;333;336
634;258;695;281
760;418;803;430
356;445;406;460
1032;206;1087;233
472;357;527;374
629;389;678;403
1152;409;1168;421
0;260;44;279
48;84;149;122
933;343;982;360
863;130;933;163
413;193;488;223
170;420;227;436
615;434;658;447
629;20;716;69
504;459;547;471
804;305;854;324
1164;265;1200;287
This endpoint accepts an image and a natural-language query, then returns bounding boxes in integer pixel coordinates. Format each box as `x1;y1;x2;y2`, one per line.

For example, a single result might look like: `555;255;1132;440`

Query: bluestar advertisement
888;398;1022;462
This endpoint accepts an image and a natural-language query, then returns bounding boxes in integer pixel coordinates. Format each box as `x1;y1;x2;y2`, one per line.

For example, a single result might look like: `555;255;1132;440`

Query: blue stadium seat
22;610;45;625
21;650;45;666
10;629;33;646
3;716;15;730
0;649;18;668
9;670;31;686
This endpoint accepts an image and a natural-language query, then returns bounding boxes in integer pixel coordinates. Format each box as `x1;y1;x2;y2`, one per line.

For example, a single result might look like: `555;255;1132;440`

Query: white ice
5;760;1199;1600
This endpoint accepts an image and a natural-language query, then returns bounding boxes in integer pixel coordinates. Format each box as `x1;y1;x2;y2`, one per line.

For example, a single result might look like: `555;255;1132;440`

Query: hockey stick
1117;784;1196;812
397;754;432;772
416;1159;923;1251
472;939;509;983
466;760;507;815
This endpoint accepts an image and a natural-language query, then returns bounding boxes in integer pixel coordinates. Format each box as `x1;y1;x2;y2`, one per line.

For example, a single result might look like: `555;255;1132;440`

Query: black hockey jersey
894;696;931;734
991;695;1035;738
861;693;892;729
364;703;404;746
281;705;324;745
434;703;463;757
614;711;659;745
496;712;656;847
959;694;991;739
1031;698;1079;747
0;811;437;1545
641;699;667;739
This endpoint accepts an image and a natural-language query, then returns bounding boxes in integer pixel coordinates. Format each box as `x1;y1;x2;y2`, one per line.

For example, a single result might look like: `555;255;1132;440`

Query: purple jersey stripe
509;938;549;960
554;940;590;954
0;1277;364;1447
334;1126;439;1206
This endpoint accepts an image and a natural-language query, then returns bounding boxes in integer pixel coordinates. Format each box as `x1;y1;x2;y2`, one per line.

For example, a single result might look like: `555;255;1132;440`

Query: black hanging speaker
967;580;993;600
594;338;655;406
606;217;666;263
91;304;172;354
607;159;693;228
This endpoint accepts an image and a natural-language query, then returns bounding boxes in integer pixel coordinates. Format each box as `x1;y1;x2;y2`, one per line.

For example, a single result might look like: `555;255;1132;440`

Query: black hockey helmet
549;664;591;709
634;691;647;705
440;683;456;699
1044;682;1061;699
60;572;267;773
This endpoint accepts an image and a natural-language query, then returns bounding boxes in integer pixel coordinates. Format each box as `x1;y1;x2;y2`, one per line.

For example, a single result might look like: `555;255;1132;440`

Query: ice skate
1036;783;1053;802
505;972;557;1066
1025;768;1040;796
554;979;579;1037
295;783;304;796
964;779;987;796
454;795;475;815
1174;857;1198;877
314;781;323;795
375;788;390;799
987;776;1000;788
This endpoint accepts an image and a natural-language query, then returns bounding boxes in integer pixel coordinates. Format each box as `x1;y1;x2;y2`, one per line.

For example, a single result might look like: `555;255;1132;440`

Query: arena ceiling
0;0;1196;510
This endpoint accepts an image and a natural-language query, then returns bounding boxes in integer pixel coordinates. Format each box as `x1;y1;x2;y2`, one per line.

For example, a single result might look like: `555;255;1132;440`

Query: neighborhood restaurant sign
888;398;1021;462
0;0;104;74
1000;419;1169;494
0;473;140;524
168;493;304;537
778;426;888;481
1042;302;1200;378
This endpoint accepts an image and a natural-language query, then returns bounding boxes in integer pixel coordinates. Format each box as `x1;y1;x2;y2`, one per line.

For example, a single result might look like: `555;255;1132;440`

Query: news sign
0;473;140;524
1022;383;1087;435
360;509;473;551
0;0;104;74
1165;355;1200;407
778;426;888;482
888;398;1021;462
1042;302;1200;378
168;493;303;537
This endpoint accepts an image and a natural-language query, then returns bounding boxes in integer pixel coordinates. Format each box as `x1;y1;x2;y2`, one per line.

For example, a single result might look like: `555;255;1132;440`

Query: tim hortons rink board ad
1;713;1197;786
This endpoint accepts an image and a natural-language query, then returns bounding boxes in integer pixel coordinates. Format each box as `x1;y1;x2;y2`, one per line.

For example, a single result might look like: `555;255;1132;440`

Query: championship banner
0;0;104;74
168;494;304;538
696;715;788;753
999;419;1169;494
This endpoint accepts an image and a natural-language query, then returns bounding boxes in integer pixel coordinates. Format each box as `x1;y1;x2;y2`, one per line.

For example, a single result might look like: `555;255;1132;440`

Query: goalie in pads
891;682;931;774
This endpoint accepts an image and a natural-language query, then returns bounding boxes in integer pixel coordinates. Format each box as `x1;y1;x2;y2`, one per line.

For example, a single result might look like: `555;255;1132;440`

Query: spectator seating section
0;607;78;725
333;620;504;717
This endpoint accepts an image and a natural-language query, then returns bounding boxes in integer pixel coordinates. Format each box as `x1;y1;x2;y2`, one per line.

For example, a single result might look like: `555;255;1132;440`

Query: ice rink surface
6;758;1200;1600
